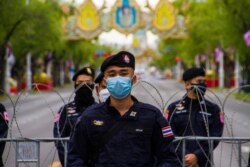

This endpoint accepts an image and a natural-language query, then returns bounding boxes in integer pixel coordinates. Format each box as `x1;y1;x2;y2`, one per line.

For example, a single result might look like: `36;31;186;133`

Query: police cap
72;66;95;81
182;67;205;81
94;72;104;84
100;51;135;72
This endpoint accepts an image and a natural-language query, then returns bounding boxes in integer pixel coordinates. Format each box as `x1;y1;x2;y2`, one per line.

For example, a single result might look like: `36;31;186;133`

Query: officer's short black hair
72;66;95;81
182;67;206;81
100;51;135;73
94;72;104;84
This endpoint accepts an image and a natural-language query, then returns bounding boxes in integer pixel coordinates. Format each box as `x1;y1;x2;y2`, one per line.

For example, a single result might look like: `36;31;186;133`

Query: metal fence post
238;141;242;167
64;140;68;167
182;138;186;167
37;141;40;167
15;141;18;167
210;139;214;167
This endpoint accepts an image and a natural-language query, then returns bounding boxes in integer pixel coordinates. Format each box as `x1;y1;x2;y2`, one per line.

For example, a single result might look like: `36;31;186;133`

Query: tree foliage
156;0;250;83
0;0;111;91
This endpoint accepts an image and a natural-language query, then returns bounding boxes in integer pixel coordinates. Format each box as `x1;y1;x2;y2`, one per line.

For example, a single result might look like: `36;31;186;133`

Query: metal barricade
0;137;250;166
0;138;69;167
175;136;250;167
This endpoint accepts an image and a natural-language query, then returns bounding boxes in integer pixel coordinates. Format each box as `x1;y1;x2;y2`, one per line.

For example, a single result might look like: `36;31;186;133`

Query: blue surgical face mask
99;88;110;102
106;76;132;100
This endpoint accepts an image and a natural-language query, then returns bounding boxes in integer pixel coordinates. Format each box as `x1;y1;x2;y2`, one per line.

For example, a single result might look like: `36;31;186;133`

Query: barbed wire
0;81;250;166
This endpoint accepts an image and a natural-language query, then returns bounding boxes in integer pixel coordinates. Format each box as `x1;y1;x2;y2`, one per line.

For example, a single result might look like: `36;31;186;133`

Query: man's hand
185;153;198;167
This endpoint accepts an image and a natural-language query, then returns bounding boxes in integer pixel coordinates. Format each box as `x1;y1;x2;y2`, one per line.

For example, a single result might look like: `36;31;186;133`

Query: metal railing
175;136;250;167
1;137;250;167
0;138;69;167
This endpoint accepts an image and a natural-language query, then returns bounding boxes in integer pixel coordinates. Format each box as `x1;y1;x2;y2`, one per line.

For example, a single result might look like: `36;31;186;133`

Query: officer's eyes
197;80;206;84
119;72;129;76
107;73;116;77
76;81;93;85
106;72;128;77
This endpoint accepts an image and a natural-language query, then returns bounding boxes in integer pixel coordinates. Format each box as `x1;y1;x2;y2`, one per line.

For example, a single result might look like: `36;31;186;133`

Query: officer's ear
103;77;108;87
132;74;137;85
185;81;192;91
95;85;100;96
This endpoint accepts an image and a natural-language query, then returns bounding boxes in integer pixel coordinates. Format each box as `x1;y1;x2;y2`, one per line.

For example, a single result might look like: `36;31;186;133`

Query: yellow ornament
76;0;100;32
153;0;176;31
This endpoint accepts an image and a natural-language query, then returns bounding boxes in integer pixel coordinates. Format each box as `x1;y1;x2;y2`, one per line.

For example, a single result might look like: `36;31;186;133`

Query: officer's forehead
104;66;133;73
76;75;93;82
191;76;205;81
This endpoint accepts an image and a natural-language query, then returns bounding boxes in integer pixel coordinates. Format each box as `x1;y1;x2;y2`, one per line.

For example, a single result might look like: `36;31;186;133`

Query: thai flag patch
54;113;60;122
3;112;9;121
162;126;173;138
163;112;169;119
219;112;224;124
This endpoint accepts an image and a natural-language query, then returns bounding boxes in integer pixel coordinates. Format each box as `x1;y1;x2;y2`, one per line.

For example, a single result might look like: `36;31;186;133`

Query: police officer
94;72;110;103
165;67;224;167
68;50;179;167
53;66;96;166
0;103;9;167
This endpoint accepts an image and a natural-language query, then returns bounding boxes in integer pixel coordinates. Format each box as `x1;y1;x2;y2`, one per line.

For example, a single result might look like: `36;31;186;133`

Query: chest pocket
126;126;153;150
196;111;213;126
126;127;152;137
171;112;189;127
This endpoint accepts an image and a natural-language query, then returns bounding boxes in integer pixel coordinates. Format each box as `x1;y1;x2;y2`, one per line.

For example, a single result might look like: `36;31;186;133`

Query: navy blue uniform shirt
53;101;90;166
0;103;9;167
68;97;179;167
166;96;224;167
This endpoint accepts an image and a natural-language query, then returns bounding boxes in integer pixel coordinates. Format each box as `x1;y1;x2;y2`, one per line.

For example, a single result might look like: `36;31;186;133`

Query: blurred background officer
68;51;179;167
53;66;96;166
94;72;110;103
0;103;9;167
165;67;224;167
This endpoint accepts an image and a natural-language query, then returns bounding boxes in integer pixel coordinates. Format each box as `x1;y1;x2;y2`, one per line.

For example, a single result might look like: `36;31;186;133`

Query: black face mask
74;84;95;108
191;82;207;97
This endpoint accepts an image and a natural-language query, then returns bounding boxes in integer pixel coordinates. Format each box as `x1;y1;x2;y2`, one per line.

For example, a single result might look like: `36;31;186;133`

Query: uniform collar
123;109;138;120
105;96;139;120
184;95;202;103
184;95;206;106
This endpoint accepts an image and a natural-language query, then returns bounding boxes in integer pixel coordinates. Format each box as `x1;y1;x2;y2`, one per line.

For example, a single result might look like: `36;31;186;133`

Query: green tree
157;0;250;85
0;0;64;92
0;0;26;92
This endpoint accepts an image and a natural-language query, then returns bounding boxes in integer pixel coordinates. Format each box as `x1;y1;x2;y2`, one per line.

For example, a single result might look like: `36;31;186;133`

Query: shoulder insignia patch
176;103;184;110
93;120;104;126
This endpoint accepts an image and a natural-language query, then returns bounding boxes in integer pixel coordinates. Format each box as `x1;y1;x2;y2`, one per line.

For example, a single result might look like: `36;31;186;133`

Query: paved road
1;78;250;167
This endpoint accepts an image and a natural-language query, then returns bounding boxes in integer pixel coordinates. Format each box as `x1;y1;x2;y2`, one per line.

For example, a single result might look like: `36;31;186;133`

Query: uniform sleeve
0;104;8;138
67;115;90;167
194;104;224;164
210;104;224;141
0;103;9;158
166;103;177;134
166;103;175;120
152;112;181;167
53;106;69;165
